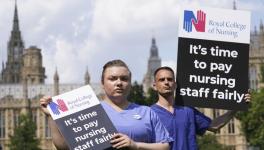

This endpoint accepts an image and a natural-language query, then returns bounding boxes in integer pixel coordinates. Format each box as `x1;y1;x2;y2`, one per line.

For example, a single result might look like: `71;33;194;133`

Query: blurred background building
0;2;102;150
200;1;264;150
0;1;263;150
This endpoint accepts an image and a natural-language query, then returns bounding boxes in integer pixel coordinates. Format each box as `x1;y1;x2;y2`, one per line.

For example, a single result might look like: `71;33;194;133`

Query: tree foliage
8;113;41;150
128;82;158;106
261;64;264;82
197;134;226;150
128;81;147;105
145;87;158;106
236;88;264;149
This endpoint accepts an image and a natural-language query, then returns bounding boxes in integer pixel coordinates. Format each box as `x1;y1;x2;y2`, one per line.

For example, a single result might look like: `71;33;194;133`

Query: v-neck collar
154;104;176;116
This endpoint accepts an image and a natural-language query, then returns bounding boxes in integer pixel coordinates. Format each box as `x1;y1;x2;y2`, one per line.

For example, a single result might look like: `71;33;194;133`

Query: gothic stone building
201;21;264;150
249;23;264;90
1;1;264;150
206;3;264;149
142;37;161;94
142;2;264;149
0;3;102;150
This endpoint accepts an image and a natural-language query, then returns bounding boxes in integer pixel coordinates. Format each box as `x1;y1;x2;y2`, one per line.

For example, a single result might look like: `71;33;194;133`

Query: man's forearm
208;110;237;132
135;142;169;150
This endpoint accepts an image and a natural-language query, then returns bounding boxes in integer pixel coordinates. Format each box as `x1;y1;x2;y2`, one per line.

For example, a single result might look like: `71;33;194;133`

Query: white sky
0;0;263;84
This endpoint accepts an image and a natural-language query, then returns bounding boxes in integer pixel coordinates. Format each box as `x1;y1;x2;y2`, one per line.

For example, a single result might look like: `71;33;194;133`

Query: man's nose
164;79;169;84
116;78;122;85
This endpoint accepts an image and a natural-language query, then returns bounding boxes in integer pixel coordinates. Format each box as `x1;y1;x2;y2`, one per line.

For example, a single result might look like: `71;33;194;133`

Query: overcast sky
0;0;263;84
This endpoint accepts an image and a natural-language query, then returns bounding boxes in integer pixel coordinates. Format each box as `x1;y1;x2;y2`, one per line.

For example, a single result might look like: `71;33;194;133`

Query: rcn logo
49;99;68;115
183;10;206;32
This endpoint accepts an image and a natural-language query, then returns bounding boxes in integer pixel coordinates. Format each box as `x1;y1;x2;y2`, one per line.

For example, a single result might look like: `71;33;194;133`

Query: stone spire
143;37;161;94
9;0;23;47
13;0;20;31
260;20;264;33
254;26;257;35
1;0;25;83
233;0;237;10
150;37;159;58
0;62;3;83
84;66;90;85
259;20;264;51
54;67;59;81
53;67;59;95
1;62;4;72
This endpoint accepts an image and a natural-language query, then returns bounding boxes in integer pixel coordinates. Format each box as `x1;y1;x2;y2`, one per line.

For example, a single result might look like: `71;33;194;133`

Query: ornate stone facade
142;38;161;94
202;17;264;150
1;2;24;84
0;83;102;150
249;23;264;90
200;108;248;150
0;2;100;150
202;2;264;149
21;46;46;84
1;1;263;150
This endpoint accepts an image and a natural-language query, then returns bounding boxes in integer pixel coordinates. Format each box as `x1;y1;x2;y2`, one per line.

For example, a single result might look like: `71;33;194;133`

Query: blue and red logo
49;99;68;115
183;10;206;32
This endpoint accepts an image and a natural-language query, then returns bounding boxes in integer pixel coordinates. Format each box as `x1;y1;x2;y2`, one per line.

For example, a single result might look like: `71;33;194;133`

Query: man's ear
152;82;157;91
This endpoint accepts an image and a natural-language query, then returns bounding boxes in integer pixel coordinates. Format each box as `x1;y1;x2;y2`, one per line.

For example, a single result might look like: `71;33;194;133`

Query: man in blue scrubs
150;66;251;150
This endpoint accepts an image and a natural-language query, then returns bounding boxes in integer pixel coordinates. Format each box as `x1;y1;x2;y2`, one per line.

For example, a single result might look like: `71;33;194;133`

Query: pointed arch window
0;110;5;138
228;118;235;134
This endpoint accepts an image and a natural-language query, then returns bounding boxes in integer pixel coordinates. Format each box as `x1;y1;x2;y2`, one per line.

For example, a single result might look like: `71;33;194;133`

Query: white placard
48;85;100;120
178;6;251;44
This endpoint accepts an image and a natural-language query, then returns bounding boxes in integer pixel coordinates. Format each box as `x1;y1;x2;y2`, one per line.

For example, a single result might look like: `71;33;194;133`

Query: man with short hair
150;66;251;150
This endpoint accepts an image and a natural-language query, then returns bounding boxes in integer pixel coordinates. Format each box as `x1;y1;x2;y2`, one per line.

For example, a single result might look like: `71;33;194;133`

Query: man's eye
120;76;129;81
167;78;173;81
159;78;165;81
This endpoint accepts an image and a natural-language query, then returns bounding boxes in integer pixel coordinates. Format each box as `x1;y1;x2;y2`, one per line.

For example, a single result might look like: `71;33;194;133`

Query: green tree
128;81;147;105
261;64;264;82
128;82;158;106
237;88;264;149
8;113;41;150
197;134;226;150
145;88;158;106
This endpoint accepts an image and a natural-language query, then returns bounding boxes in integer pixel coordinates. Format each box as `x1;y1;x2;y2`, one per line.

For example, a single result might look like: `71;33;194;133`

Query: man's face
102;66;131;99
154;69;176;97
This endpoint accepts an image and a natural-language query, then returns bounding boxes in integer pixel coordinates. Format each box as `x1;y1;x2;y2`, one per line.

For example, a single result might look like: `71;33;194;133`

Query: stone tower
84;67;91;85
143;37;161;94
1;1;25;83
53;68;59;95
249;20;264;90
200;2;264;150
21;46;46;84
233;0;237;10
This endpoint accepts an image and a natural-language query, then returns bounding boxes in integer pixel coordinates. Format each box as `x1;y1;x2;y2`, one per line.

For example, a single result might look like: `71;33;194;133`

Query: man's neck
156;95;174;113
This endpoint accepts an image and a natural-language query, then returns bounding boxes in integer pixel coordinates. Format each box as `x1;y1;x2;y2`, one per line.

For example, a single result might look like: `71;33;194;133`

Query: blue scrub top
101;101;173;143
151;104;211;150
